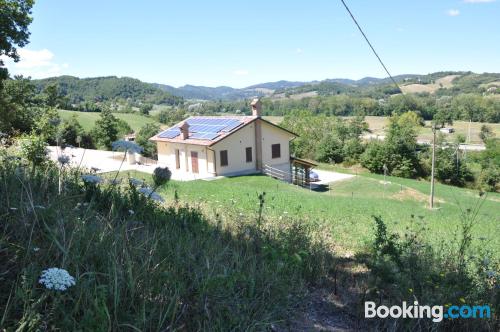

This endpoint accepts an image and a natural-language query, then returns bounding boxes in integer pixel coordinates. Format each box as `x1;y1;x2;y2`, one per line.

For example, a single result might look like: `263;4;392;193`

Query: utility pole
429;124;436;209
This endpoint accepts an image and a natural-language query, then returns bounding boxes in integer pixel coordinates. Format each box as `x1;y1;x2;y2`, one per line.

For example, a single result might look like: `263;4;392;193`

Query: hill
32;76;183;105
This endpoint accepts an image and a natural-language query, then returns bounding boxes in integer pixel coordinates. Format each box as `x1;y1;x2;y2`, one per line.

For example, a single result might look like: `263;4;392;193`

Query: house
149;99;298;179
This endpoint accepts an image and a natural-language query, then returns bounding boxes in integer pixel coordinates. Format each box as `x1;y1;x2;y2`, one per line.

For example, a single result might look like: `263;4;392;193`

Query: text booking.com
365;301;491;323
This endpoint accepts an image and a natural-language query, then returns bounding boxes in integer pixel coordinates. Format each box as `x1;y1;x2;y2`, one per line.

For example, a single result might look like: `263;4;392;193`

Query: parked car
294;168;320;182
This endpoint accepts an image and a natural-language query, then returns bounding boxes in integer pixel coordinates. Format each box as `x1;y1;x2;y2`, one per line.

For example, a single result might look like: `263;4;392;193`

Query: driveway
313;169;355;184
48;146;158;174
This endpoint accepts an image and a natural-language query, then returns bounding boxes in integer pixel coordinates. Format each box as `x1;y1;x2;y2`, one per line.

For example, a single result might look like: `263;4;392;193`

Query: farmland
264;115;500;144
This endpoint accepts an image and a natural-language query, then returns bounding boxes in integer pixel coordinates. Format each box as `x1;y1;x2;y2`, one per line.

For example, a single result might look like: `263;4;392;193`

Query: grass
0;157;333;330
115;170;500;258
58;109;161;132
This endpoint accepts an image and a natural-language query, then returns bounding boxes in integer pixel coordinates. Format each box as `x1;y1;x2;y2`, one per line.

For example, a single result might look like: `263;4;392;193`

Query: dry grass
400;74;460;94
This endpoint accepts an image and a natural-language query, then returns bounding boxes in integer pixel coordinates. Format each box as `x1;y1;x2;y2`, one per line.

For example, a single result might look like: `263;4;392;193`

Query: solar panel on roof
158;128;180;139
159;117;243;141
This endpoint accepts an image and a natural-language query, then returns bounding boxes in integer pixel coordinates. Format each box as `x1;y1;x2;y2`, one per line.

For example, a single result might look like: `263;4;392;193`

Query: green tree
19;133;48;173
140;103;153;115
479;124;495;143
91;109;118;149
58;115;84;147
135;123;161;158
0;0;34;69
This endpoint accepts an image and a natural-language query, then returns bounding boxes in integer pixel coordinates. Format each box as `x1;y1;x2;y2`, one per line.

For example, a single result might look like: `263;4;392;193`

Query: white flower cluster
111;140;143;153
129;178;144;187
57;154;71;166
138;187;164;202
81;174;103;184
39;268;76;291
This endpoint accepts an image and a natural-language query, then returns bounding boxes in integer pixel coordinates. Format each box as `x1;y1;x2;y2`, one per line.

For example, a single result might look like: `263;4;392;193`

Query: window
245;147;252;163
271;144;281;159
175;149;180;169
220;150;228;167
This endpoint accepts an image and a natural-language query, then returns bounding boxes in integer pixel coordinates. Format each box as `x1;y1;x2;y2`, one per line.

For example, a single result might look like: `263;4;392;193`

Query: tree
0;0;34;68
479;125;495;143
140;103;153;115
135;123;161;158
58;115;84;147
315;134;343;163
91;109;118;149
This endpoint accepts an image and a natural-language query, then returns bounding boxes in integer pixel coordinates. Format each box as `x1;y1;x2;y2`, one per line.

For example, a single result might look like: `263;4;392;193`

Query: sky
3;0;500;88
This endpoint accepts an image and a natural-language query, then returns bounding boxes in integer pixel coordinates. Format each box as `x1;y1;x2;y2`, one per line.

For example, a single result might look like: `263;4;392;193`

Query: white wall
157;142;213;177
260;120;293;172
211;123;256;176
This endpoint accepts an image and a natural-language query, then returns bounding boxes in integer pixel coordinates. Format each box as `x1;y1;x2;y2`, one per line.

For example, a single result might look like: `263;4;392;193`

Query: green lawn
58;110;161;132
115;170;500;256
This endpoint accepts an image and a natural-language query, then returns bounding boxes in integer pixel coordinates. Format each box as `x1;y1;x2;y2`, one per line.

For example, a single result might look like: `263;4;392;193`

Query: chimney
251;98;262;117
179;121;190;140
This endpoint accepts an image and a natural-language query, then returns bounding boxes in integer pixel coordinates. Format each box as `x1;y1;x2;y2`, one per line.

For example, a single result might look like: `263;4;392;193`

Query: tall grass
0;154;334;330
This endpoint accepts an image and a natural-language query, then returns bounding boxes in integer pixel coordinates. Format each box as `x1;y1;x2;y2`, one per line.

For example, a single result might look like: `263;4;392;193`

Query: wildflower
128;209;134;215
111;140;143;153
57;155;71;166
9;207;18;211
81;174;103;184
33;247;40;252
129;178;144;187
39;268;76;291
34;205;46;209
138;187;164;202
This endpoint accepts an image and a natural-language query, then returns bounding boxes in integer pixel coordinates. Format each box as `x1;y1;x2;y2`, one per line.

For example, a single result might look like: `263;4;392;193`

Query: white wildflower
33;247;40;252
81;174;103;184
9;207;18;211
57;154;71;166
138;187;164;202
111;140;143;153
128;209;134;215
39;268;76;291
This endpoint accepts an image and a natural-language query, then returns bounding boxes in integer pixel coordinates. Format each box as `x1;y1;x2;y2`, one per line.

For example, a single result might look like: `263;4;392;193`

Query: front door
191;151;199;173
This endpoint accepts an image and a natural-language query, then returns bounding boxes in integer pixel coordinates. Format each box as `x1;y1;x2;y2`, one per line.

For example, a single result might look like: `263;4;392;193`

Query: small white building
439;127;455;134
150;99;297;179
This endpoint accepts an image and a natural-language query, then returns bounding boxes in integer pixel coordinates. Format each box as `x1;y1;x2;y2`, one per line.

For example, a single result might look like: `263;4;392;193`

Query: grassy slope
58;110;160;132
117;170;499;256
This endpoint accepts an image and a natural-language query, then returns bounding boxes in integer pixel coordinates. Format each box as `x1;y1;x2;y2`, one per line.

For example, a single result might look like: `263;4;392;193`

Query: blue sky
3;0;500;88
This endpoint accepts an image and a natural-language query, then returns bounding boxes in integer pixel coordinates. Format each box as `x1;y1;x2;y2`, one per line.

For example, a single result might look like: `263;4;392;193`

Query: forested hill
32;76;183;105
33;71;500;103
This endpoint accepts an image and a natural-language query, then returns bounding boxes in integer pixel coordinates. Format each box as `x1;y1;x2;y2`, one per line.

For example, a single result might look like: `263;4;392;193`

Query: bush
364;214;499;331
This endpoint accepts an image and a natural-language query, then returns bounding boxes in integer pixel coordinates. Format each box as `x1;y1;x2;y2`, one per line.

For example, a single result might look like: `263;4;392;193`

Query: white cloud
464;0;495;3
232;69;249;76
296;48;303;54
1;48;69;78
446;9;460;16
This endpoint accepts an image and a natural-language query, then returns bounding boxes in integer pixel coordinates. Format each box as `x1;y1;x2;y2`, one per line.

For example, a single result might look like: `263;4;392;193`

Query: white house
149;99;298;179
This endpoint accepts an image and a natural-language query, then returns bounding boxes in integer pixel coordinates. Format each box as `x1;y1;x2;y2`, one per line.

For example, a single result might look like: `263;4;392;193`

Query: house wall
157;142;213;177
211;123;256;176
260;120;293;172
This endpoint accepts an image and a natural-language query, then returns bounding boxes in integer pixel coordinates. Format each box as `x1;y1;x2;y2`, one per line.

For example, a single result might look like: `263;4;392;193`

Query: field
400;74;460;94
266;115;500;144
117;170;500;257
58;109;161;131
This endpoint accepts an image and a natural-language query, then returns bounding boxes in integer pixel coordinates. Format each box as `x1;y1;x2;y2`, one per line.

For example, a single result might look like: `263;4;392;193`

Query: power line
339;0;404;94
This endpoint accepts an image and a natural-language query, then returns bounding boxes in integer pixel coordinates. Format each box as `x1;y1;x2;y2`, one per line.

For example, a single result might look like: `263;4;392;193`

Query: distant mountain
32;71;499;104
152;83;262;100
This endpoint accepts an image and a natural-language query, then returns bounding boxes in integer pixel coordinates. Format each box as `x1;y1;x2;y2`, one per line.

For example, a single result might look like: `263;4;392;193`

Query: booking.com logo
365;301;491;323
